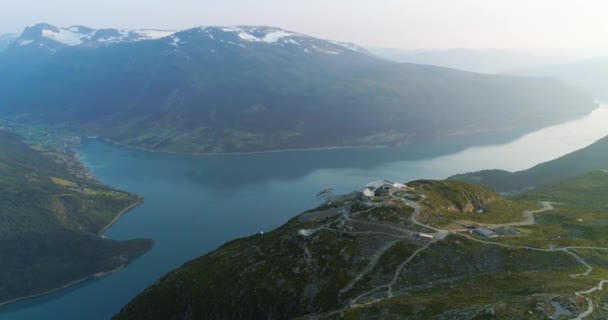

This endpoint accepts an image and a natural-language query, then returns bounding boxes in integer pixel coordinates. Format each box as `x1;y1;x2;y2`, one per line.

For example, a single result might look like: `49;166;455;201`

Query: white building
419;233;434;241
367;180;394;191
362;188;375;200
393;183;410;190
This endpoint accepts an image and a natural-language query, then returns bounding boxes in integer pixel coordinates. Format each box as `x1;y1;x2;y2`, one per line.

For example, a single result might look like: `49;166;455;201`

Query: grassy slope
0;130;152;303
340;172;608;318
450;135;608;193
115;176;608;319
410;180;537;227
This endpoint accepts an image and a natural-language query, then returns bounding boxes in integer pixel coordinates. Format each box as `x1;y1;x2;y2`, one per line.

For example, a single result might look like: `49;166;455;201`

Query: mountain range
0;23;597;153
510;57;608;101
8;23;175;51
368;48;576;74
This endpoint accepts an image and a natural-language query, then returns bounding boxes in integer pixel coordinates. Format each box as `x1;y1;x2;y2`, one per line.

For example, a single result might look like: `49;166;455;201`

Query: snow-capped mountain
0;23;594;154
8;23;368;56
10;23;175;50
160;25;370;57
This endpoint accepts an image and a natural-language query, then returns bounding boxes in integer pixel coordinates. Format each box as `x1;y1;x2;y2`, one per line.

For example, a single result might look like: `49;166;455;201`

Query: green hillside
115;176;608;319
450;135;608;192
0;130;152;304
0;25;597;153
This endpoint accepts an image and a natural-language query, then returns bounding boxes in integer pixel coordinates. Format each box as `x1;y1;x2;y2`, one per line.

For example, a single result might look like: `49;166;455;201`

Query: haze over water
0;105;607;320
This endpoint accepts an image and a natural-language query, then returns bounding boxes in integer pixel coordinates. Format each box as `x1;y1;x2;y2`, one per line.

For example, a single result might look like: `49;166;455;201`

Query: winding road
299;189;608;319
328;191;608;319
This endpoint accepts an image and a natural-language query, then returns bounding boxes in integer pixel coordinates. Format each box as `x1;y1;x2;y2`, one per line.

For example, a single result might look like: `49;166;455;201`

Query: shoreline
0;200;144;309
96;138;390;156
91;108;605;157
0;262;129;309
80;103;605;156
98;199;144;236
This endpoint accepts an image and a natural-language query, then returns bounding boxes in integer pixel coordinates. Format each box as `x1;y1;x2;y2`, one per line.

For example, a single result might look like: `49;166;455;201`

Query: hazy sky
2;0;608;52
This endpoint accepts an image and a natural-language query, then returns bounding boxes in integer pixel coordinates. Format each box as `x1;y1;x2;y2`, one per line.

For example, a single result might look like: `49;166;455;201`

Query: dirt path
404;199;449;240
458;233;608;319
349;243;432;305
340;240;399;294
321;192;607;319
574;280;608;320
452;201;556;230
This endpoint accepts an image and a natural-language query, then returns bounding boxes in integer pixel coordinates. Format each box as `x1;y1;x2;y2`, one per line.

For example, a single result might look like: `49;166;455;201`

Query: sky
2;0;608;53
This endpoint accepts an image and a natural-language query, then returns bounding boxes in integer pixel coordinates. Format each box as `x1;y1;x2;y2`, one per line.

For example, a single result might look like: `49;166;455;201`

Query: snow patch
225;41;246;48
42;28;84;45
37;25;175;46
132;30;175;40
95;30;130;43
169;36;180;47
312;44;341;55
220;27;243;33
238;32;258;41
18;39;34;46
237;30;297;43
262;31;293;43
329;40;365;53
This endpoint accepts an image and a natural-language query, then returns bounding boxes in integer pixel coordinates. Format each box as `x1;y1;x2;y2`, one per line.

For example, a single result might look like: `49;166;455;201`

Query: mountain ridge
508;56;608;101
368;47;577;74
6;23;368;55
449;135;608;193
0;23;597;153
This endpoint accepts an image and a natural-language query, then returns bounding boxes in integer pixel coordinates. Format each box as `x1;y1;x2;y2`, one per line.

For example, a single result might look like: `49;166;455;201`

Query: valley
1;12;608;320
1;111;606;319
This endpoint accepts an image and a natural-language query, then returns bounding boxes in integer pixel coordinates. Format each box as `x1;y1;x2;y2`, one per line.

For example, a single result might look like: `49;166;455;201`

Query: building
366;180;395;195
475;227;498;238
393;183;410;190
361;188;375;200
298;229;312;237
419;233;434;241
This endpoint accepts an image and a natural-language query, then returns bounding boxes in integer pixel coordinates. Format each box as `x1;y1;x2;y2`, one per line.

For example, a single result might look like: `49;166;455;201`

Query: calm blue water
1;105;608;320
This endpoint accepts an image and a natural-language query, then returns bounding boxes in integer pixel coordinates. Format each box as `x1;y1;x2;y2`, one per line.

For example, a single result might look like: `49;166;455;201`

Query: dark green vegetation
0;130;151;304
451;135;608;193
0;24;596;153
511;56;608;100
115;173;608;319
